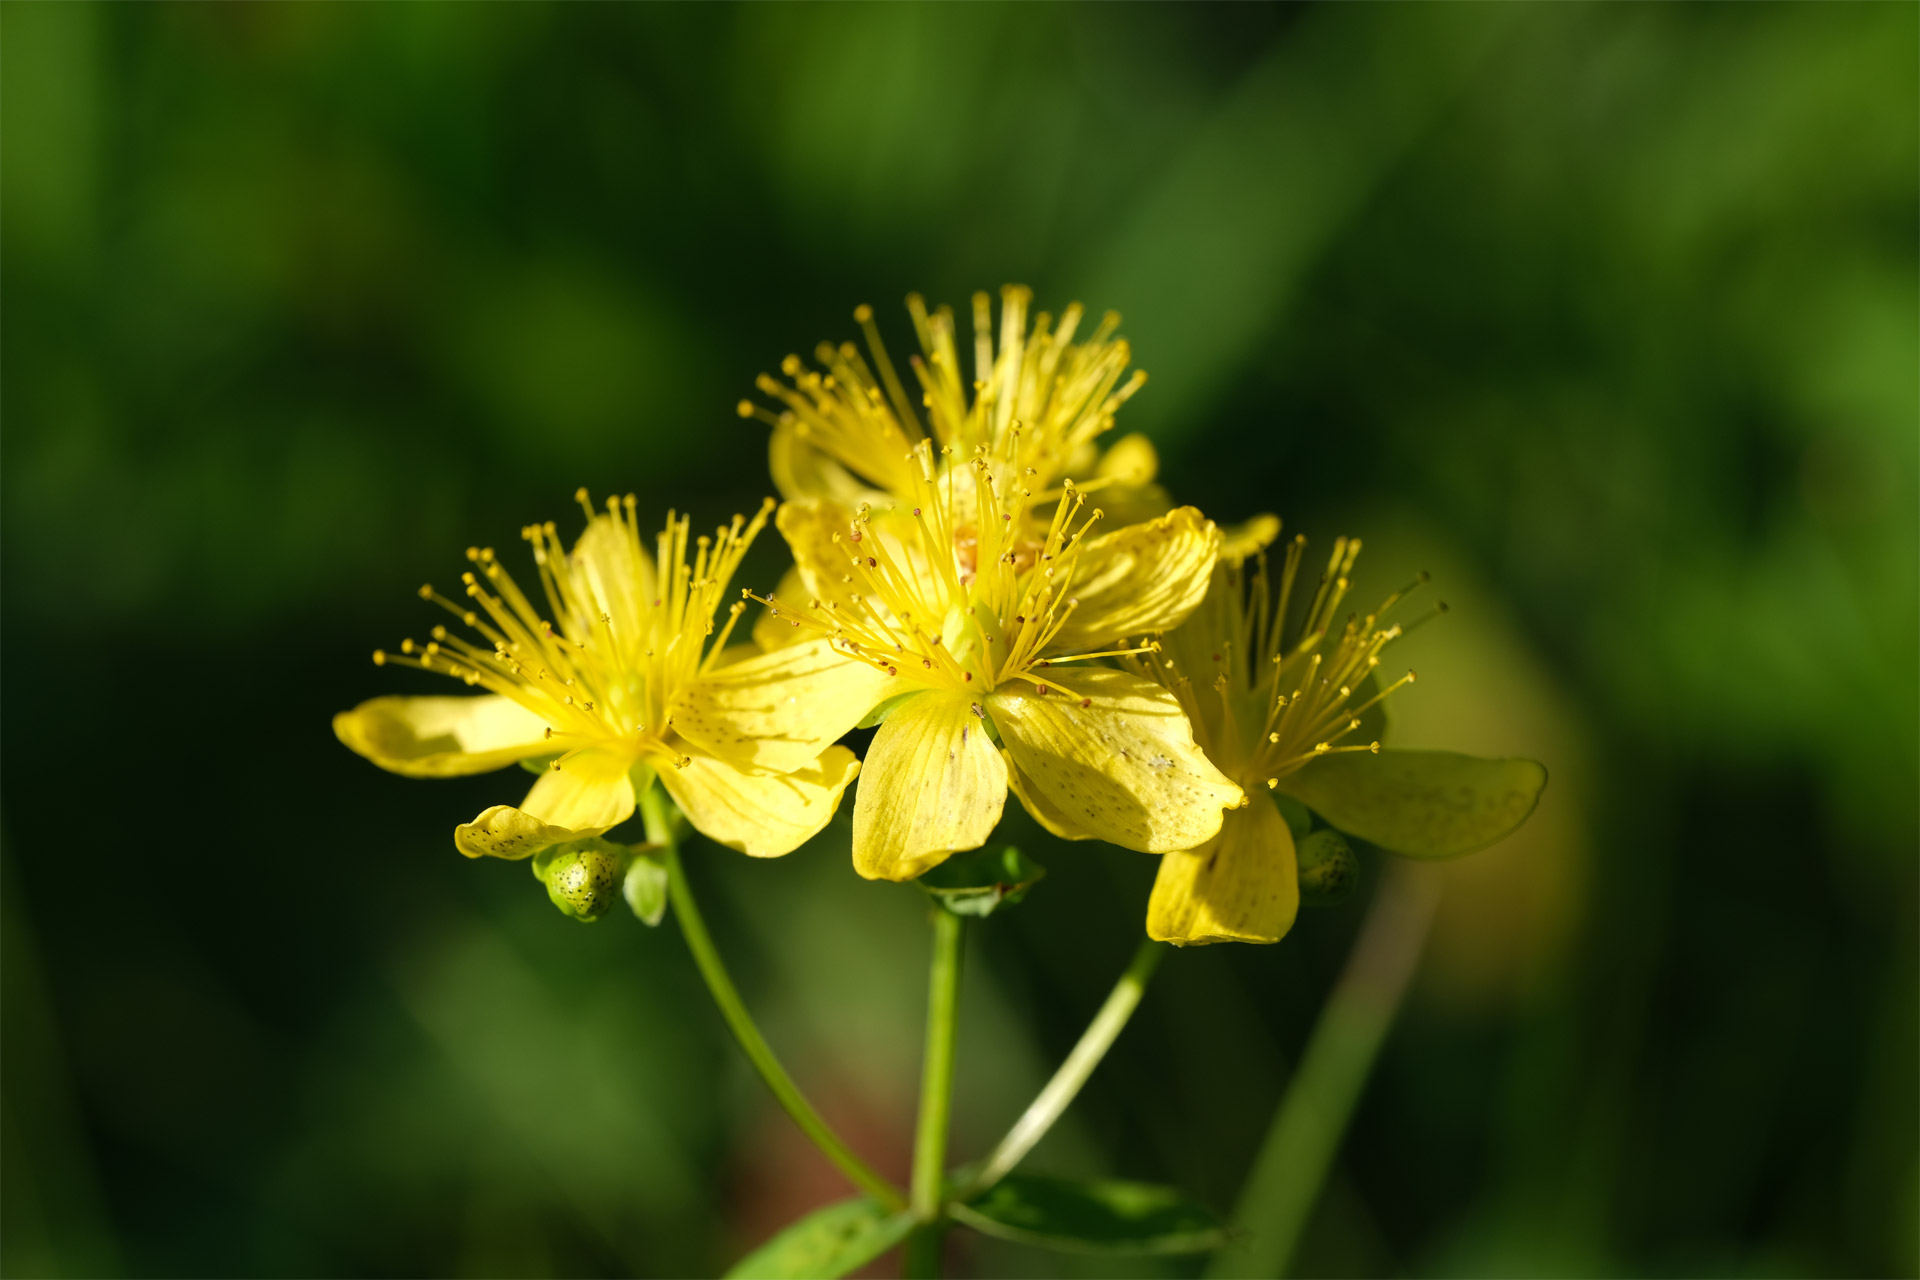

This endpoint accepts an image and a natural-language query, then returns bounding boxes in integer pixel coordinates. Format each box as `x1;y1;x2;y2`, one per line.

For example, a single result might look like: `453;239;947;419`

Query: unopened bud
535;840;629;922
1296;829;1358;908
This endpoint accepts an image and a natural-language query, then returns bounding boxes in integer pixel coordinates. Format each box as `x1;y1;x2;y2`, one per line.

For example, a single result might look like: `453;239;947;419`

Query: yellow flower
1136;533;1547;946
740;285;1168;519
334;492;878;860
743;442;1244;882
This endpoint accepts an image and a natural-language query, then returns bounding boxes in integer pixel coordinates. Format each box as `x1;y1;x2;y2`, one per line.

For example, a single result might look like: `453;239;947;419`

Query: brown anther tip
1080;698;1092;709
1036;684;1049;695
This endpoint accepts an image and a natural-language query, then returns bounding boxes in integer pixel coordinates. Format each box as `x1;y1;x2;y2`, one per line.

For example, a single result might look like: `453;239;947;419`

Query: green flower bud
534;840;630;922
1296;828;1359;908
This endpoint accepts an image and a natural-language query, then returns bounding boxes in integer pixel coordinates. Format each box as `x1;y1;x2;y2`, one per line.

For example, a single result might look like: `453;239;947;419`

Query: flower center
752;443;1150;696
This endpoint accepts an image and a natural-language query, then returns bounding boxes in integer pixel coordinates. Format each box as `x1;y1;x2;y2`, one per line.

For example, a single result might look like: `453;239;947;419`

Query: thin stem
912;908;965;1219
1207;862;1441;1279
650;790;905;1211
960;936;1165;1198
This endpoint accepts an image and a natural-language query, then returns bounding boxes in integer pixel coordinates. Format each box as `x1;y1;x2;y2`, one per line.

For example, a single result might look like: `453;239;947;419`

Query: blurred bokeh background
3;4;1914;1277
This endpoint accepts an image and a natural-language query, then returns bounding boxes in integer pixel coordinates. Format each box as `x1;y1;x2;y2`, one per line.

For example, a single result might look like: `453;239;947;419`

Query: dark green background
4;4;1914;1277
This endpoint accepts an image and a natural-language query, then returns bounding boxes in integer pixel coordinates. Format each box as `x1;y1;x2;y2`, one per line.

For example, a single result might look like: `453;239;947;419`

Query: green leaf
915;846;1046;918
856;690;923;729
622;852;669;926
953;1174;1227;1255
1278;749;1546;859
724;1196;914;1279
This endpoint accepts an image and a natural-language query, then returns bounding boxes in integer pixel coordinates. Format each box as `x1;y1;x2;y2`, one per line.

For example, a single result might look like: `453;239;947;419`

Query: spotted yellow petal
990;667;1242;853
335;694;553;778
852;691;1007;882
671;639;896;775
1003;749;1100;843
1046;506;1220;652
1147;795;1299;946
660;743;861;858
453;749;636;859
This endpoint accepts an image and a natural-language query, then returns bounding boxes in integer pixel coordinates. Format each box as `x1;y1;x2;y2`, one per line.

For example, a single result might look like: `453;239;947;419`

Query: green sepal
518;753;561;774
1279;749;1546;859
1272;791;1313;839
916;845;1046;918
531;838;641;923
1295;828;1359;907
622;851;670;926
723;1196;915;1279
856;691;923;729
952;1174;1228;1255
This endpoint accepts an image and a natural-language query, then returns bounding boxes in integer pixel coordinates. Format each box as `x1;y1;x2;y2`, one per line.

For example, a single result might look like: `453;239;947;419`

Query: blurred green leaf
953;1174;1227;1255
1280;750;1547;859
916;846;1046;918
724;1196;914;1279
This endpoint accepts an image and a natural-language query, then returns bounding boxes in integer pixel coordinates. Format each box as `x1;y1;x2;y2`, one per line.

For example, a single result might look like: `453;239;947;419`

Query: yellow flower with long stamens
740;285;1167;519
737;440;1243;882
1133;532;1547;945
739;287;1188;653
334;492;879;860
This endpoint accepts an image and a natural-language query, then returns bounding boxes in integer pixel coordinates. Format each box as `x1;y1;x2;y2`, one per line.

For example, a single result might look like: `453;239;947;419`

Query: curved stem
960;936;1166;1198
1207;862;1440;1279
650;790;905;1211
912;909;965;1220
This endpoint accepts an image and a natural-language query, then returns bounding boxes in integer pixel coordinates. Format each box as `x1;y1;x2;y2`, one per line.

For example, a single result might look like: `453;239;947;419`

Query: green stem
1207;863;1440;1279
649;790;905;1211
959;936;1165;1199
912;908;965;1220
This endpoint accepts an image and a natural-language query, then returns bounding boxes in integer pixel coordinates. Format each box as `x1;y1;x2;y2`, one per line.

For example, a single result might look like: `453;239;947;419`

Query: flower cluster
337;287;1544;942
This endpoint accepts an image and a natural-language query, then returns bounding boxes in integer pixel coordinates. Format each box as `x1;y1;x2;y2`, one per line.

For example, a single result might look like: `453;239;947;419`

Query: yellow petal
453;750;637;859
566;512;657;643
660;743;861;858
670;638;895;775
1003;749;1099;842
852;691;1007;882
453;805;579;861
334;694;552;778
991;667;1243;853
776;499;857;605
519;750;637;830
770;418;892;507
1093;433;1159;486
1279;750;1547;858
1146;796;1299;946
1220;513;1282;563
1047;506;1220;651
751;565;815;651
